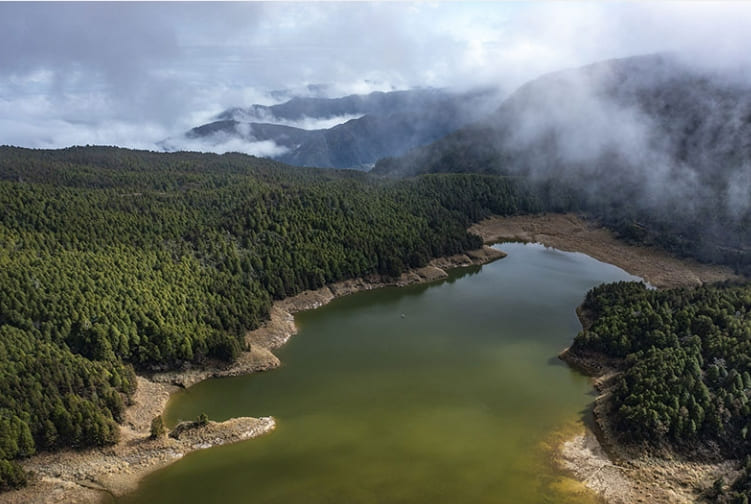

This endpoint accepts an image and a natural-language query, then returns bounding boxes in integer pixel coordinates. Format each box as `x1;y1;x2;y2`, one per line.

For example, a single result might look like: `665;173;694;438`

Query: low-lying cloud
224;109;364;131
477;52;751;234
161;124;289;158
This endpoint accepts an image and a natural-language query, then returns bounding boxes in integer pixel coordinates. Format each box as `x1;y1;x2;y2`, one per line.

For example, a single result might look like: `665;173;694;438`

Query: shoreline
470;213;740;289
0;245;505;504
515;213;739;504
557;346;740;504
3;212;741;504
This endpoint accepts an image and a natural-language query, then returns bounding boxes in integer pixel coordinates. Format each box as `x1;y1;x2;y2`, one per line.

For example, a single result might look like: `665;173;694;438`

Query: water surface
120;243;641;504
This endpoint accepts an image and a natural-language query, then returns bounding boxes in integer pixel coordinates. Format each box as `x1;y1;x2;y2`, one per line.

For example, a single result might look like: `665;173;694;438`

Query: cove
118;242;641;504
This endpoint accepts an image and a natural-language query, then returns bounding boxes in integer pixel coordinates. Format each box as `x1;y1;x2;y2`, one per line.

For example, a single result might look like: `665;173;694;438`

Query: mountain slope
376;54;751;178
217;88;480;123
374;54;751;271
167;88;502;170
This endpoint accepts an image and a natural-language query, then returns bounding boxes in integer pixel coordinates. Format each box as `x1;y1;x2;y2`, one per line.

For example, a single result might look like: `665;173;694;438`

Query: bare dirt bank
1;374;276;504
0;245;504;504
557;348;739;504
556;427;738;504
471;213;740;289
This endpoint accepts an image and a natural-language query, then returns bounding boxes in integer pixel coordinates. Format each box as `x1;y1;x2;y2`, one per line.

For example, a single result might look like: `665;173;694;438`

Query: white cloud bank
0;2;749;152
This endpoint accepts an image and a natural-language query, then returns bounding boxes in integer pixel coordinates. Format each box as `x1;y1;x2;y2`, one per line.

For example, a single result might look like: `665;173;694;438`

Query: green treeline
571;281;751;500
0;146;542;489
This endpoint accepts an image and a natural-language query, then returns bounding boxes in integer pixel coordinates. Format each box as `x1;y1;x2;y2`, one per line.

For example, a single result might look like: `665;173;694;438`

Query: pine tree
150;415;166;439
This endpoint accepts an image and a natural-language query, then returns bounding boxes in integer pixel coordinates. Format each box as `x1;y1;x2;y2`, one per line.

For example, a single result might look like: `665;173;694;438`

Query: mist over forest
375;53;751;271
3;2;751;500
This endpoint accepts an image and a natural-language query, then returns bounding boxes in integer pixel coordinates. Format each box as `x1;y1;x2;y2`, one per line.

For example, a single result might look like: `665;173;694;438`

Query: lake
119;242;641;504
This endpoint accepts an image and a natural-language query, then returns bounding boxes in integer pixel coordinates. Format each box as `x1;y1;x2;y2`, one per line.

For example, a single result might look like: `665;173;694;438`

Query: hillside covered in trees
0;145;546;490
569;281;751;501
374;54;751;275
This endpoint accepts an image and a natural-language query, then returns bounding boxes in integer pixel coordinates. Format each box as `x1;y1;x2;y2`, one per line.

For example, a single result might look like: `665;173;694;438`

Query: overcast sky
1;1;750;151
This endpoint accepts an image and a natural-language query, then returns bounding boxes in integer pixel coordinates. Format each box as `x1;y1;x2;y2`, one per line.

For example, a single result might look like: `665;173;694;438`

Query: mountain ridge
164;87;503;170
373;53;751;271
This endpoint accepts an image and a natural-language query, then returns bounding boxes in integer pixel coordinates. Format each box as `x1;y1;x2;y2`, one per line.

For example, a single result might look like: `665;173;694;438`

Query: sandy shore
1;375;277;504
556;427;739;504
0;245;504;504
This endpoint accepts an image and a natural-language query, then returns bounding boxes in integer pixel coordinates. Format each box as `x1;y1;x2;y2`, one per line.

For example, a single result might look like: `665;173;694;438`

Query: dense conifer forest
0;145;543;488
571;281;751;501
3;145;751;499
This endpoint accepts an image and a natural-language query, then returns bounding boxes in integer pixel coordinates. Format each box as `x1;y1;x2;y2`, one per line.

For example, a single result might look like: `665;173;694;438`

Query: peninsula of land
476;214;741;504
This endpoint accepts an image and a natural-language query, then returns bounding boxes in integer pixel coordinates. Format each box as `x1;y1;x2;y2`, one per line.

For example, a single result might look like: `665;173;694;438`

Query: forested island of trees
569;281;751;502
0;145;545;490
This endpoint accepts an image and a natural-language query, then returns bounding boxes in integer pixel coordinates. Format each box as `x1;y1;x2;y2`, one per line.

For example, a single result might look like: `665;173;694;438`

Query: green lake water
119;242;642;504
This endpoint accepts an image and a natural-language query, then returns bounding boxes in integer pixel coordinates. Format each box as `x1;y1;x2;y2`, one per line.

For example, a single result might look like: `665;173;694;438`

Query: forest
3;144;750;499
0;145;544;489
570;281;751;502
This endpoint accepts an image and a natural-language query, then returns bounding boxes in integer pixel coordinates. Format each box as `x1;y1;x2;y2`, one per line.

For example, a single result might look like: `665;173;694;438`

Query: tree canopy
571;280;751;500
0;146;543;488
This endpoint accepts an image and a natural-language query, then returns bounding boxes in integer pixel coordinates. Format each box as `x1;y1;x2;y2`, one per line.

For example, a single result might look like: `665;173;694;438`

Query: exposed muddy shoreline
470;213;740;289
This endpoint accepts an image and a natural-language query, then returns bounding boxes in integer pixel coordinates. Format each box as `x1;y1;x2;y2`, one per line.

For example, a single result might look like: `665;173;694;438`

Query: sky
1;1;750;152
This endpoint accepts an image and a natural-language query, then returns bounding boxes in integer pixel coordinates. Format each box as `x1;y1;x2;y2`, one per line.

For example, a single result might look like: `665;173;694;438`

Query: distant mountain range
162;88;502;170
374;54;751;268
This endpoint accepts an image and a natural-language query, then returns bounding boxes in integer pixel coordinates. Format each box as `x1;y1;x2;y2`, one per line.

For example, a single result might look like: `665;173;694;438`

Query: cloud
0;2;749;151
480;49;751;231
160;122;289;158
224;108;364;131
160;133;289;158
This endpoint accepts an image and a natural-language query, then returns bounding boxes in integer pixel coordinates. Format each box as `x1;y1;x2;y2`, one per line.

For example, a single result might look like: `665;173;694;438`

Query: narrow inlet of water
119;242;641;504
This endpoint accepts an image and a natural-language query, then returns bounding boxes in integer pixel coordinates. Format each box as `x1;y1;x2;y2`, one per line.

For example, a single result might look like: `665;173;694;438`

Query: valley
3;8;751;500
